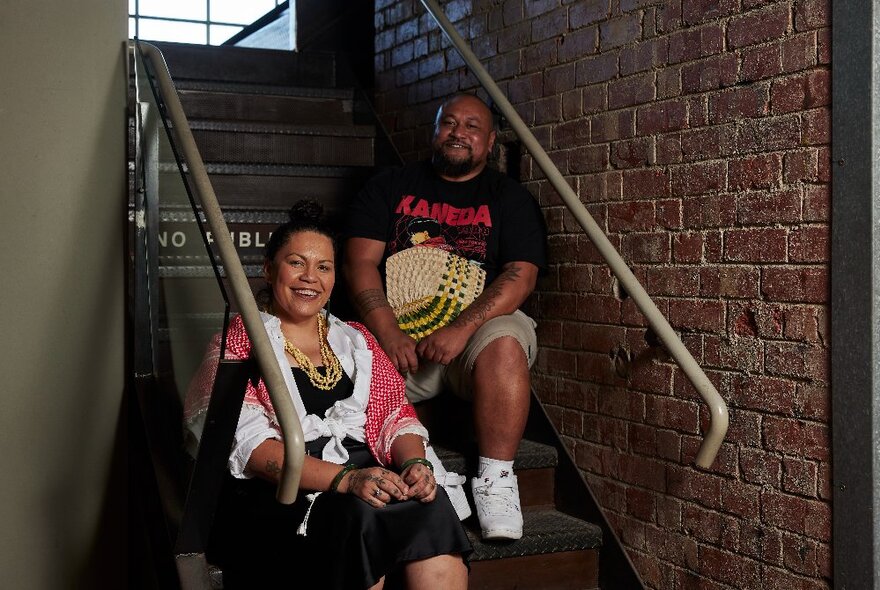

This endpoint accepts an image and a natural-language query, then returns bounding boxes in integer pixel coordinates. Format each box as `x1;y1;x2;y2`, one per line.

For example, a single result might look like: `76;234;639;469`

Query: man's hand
379;330;420;374
415;325;471;366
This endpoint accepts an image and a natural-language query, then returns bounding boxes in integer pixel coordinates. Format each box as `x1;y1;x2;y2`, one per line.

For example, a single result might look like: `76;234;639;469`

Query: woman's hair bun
288;200;324;224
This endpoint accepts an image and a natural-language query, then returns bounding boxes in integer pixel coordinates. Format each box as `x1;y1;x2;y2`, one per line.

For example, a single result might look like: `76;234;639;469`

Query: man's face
431;95;496;180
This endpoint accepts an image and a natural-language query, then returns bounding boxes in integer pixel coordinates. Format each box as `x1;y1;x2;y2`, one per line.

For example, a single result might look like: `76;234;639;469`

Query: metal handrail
140;42;304;501
419;0;728;468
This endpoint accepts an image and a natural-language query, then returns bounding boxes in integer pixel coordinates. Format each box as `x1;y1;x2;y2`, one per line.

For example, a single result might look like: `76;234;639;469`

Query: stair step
174;80;354;100
177;90;355;126
178;122;375;167
467;508;602;561
467;508;601;590
150;42;338;88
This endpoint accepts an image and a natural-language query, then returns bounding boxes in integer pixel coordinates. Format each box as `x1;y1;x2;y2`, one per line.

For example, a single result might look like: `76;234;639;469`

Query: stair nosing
174;80;355;100
186;119;376;137
159;161;374;178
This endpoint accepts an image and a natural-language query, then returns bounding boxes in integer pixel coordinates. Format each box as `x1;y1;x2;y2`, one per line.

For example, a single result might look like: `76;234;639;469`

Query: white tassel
296;492;322;536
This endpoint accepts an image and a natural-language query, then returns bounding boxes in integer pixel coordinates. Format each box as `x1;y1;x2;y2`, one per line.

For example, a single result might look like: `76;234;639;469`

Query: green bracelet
400;457;434;472
329;464;357;493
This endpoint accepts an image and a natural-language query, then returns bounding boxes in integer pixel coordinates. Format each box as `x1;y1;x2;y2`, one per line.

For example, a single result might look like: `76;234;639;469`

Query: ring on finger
373;488;382;498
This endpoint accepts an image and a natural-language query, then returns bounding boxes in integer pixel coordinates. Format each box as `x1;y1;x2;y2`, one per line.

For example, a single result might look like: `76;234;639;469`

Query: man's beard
431;147;476;178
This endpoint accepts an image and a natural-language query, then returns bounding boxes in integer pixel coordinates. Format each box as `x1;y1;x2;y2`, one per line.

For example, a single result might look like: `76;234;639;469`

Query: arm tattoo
456;265;523;326
353;288;392;317
265;459;282;476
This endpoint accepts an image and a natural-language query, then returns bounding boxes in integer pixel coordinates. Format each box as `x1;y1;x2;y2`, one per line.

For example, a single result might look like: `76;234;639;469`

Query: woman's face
264;230;335;325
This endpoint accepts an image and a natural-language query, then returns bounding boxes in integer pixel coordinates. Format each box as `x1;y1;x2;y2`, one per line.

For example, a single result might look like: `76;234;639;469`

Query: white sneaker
471;470;523;540
425;446;472;521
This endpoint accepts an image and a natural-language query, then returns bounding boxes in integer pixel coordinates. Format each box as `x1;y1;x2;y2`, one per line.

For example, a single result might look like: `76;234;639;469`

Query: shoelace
473;479;519;515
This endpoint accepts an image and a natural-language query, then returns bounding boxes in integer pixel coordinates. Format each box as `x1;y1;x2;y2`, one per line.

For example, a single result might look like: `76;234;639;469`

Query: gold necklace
283;314;343;391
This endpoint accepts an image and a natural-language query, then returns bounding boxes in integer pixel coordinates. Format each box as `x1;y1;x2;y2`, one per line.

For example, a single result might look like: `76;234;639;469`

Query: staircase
142;40;625;590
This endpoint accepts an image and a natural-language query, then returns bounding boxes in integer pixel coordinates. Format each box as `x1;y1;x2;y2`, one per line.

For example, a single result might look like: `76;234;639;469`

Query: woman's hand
401;462;437;503
342;466;410;508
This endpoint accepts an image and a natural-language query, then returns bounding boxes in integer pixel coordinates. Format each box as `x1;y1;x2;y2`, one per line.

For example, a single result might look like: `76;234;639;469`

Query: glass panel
133;42;229;411
139;0;206;20
209;24;243;45
139;18;207;44
210;0;276;25
129;17;137;39
129;0;137;15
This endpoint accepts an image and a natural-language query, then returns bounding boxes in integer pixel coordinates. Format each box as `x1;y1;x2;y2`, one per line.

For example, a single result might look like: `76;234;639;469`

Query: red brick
668;299;725;332
765;340;829;381
656;198;682;228
740;42;783;82
521;37;558;72
783;148;819;183
591;109;635;142
789;225;829;263
762;490;831;541
578;293;623;323
682;0;738;25
739;523;784;566
783;305;826;344
647;266;700;296
619;454;667;491
771;69;831;114
497;19;531;53
728;3;791;49
608;201;656;232
561;89;583;120
699;266;761;298
737;114;801;152
508;71;543;104
636;99;688;134
724;228;787;262
763;565;829;590
683;195;736;229
700;545;762;587
621;38;668;75
720;477;761;519
645;395;700;433
626;487;657;521
621;168;670;198
558;26;599;63
728;153;782;190
570;1;609;29
600;13;642;50
671;161;726;196
668;23;724;63
735;188;802;225
673;232;703;262
552;119;591;149
783;457;818;497
762;267;828;303
732;373;797;415
803;184;829;222
657;67;682;99
576;52;619;85
782;31;819;73
801;107;830;144
622;232;671;263
656;133;683;165
708;84;769;123
680;125;737;161
682;53;739;93
530;6;567;42
610;137;653;169
794;0;830;31
739;447;781;485
764;416;829;461
609;73;657;109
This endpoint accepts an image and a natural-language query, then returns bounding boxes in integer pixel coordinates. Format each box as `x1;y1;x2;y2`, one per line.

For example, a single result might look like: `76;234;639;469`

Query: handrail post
418;0;728;467
139;42;304;502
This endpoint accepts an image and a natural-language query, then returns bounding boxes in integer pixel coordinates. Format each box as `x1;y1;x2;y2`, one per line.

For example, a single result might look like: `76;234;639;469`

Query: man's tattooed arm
353;288;392;317
455;264;523;327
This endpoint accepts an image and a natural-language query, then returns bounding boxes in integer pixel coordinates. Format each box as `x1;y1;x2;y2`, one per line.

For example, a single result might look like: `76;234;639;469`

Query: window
129;0;284;45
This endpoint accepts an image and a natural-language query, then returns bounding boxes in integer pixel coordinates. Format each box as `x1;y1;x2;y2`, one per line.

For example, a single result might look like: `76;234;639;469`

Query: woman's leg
404;554;468;589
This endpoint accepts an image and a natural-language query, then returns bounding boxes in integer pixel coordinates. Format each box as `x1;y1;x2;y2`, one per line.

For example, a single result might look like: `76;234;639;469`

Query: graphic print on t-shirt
390;195;492;264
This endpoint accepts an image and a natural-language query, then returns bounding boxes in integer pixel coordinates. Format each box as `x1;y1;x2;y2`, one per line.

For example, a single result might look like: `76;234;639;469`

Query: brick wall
372;0;831;587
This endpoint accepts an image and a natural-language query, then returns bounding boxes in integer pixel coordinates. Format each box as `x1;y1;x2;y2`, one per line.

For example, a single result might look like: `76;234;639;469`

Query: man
344;93;547;540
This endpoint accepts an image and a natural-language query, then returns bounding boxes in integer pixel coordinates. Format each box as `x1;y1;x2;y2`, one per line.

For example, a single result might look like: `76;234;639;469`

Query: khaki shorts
405;309;537;403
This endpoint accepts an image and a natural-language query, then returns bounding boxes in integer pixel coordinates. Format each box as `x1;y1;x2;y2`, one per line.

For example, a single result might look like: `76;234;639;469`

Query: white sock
478;456;514;478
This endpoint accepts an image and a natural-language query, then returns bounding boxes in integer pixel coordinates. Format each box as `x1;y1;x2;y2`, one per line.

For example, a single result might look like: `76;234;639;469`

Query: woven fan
385;246;486;341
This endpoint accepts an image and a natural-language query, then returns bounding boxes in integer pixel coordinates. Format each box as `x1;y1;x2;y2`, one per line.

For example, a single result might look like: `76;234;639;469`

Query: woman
184;201;471;589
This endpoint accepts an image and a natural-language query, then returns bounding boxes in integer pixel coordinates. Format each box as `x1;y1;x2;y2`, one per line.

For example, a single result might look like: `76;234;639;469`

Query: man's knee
472;336;529;373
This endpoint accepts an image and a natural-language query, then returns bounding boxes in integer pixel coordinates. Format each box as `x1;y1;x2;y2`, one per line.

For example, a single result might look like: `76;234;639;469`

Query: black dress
208;367;472;589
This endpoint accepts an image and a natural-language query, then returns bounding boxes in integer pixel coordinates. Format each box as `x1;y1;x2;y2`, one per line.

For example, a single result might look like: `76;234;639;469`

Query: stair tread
186;119;376;137
162;161;373;178
433;439;558;474
466;507;602;561
175;80;354;100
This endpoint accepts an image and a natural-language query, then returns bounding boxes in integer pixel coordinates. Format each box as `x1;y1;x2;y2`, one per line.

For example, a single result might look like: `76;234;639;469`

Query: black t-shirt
346;161;547;284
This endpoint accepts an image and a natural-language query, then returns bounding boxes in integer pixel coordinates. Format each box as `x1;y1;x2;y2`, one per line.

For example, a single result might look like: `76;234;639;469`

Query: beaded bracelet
329;464;358;493
400;457;434;472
